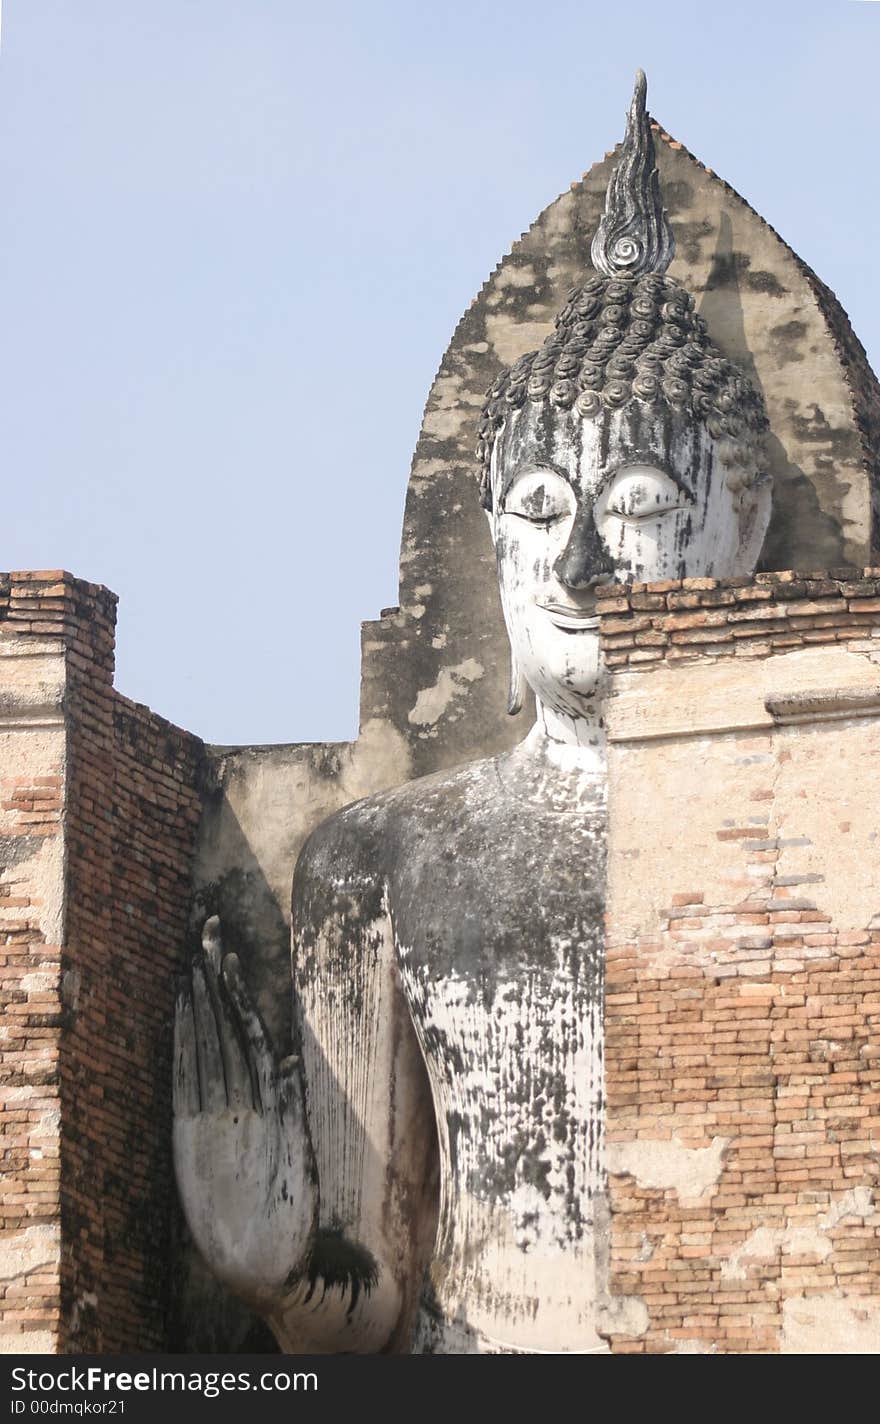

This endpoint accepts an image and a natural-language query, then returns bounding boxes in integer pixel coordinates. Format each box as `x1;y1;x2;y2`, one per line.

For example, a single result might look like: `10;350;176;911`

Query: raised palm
172;917;317;1308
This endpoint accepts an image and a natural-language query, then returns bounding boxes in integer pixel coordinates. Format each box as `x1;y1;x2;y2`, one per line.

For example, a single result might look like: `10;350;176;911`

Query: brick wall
0;573;205;1352
599;571;880;1353
0;575;70;1351
5;566;880;1355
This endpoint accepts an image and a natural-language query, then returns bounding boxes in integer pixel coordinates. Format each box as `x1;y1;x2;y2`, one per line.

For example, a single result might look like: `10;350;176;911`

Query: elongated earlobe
507;646;526;716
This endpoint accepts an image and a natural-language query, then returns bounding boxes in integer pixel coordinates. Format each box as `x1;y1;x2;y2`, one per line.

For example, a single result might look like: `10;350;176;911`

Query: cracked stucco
407;659;484;728
606;1136;729;1205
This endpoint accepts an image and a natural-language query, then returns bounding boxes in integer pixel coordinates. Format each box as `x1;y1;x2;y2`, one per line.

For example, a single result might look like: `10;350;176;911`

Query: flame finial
590;70;675;279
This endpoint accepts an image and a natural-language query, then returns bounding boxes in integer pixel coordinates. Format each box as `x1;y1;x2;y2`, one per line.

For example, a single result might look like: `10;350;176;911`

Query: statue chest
388;782;606;987
388;794;606;1248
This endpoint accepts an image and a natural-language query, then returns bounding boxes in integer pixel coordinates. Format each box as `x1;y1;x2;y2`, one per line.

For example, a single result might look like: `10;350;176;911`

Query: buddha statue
173;73;772;1354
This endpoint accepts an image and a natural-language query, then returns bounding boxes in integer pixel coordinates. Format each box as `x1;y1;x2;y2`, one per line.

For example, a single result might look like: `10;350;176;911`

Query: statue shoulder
293;755;500;899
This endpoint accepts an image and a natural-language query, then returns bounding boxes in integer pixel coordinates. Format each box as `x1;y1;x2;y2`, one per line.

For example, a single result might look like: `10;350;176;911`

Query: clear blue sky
2;1;878;744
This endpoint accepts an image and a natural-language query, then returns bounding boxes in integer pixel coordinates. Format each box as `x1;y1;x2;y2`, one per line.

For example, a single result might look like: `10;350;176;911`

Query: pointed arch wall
365;128;880;780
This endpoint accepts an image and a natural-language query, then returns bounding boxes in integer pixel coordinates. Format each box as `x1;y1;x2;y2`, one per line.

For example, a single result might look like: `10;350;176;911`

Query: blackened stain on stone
760;431;845;571
671;218;714;266
519;1136;553;1201
745;269;787;297
303;1228;379;1318
661;179;694;211
421;1021;466;1077
699;213;846;570
0;834;38;871
292;811;389;998
705;247;787;298
791;404;862;461
698;214;761;385
769;319;808;365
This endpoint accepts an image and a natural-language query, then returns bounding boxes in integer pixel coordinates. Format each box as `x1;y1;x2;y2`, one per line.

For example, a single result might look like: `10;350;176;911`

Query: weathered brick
602;570;880;1356
0;571;204;1354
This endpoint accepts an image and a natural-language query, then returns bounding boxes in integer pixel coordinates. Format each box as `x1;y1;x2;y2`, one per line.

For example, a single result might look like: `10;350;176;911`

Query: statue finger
222;952;274;1112
201;915;224;977
215;985;255;1112
278;1055;304;1109
173;981;200;1116
192;958;228;1112
197;939;253;1110
276;1056;318;1243
277;1055;310;1136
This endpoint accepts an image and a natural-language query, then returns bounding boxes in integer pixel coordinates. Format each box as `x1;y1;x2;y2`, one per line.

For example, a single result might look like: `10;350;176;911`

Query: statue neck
494;699;607;812
496;706;606;812
535;698;607;776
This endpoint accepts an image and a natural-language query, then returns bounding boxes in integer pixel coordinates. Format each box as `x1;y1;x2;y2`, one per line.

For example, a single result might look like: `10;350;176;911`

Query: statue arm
174;809;439;1353
272;814;439;1353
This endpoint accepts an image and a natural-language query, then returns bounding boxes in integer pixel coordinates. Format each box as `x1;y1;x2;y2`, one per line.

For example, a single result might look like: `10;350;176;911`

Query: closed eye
600;464;692;521
501;468;575;525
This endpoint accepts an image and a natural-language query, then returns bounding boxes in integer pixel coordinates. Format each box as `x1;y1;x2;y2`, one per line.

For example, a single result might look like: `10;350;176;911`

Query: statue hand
172;917;317;1308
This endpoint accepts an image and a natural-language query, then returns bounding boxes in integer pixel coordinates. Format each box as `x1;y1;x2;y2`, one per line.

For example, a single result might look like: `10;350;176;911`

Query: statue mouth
539;600;600;632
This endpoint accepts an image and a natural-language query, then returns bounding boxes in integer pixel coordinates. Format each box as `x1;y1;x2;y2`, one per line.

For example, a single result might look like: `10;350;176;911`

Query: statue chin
516;627;604;721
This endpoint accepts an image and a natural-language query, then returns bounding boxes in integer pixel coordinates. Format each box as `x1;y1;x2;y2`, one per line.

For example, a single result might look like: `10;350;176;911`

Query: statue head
477;73;772;720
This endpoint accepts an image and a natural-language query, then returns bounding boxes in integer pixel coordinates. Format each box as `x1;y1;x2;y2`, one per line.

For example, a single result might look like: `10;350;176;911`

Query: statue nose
553;509;614;589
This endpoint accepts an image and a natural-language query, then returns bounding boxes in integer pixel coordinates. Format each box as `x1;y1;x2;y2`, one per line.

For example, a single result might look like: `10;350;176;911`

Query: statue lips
538;599;600;632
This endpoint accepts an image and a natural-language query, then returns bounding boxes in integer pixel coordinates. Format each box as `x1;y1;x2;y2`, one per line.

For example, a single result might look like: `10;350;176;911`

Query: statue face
489;400;770;718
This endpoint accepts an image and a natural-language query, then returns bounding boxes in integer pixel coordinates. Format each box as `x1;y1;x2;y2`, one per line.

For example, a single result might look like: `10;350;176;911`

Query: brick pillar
0;572;205;1353
600;572;880;1355
0;574;68;1351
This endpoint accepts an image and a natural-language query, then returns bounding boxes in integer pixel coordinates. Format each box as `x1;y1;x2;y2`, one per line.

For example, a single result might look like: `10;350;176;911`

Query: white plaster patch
821;1187;876;1229
0;1224;60;1281
485;315;554;365
420;408;466;440
721;1225;830;1282
407;659;484;727
19;972;55;994
606;1136;729;1204
0;798;65;947
782;1294;880;1354
608;645;880;744
635;1234;654;1262
407;457;452;486
598;1294;649;1339
0;1330;57;1354
493;265;537;290
37;1105;60;1135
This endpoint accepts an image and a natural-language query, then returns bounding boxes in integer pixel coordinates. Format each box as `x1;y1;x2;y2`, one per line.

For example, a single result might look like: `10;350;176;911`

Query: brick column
599;571;880;1354
0;572;205;1352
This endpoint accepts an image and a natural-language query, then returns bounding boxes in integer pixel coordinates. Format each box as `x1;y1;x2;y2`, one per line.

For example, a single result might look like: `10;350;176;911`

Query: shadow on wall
698;212;845;572
169;794;290;1354
167;1245;278;1355
188;787;294;1053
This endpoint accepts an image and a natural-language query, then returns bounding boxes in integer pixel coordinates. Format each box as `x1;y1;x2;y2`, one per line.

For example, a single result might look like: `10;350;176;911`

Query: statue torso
368;739;608;1352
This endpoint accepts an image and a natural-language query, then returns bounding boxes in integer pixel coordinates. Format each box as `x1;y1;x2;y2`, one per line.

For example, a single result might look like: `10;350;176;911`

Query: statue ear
735;475;773;575
484;506;525;713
